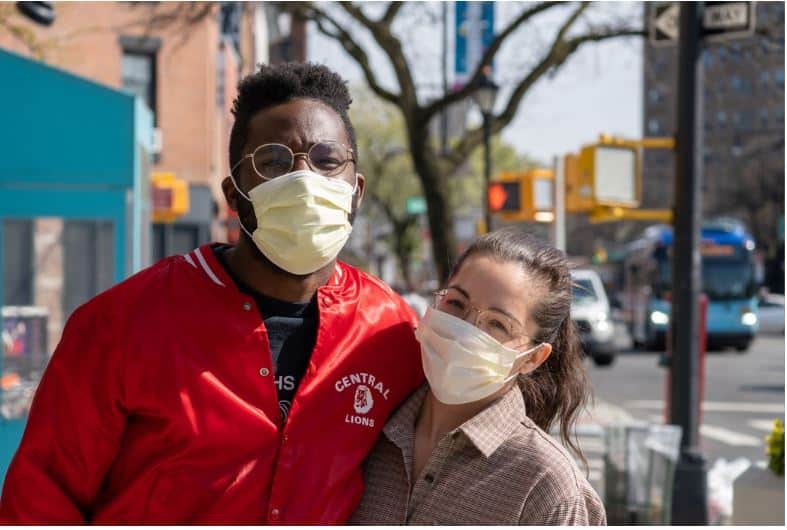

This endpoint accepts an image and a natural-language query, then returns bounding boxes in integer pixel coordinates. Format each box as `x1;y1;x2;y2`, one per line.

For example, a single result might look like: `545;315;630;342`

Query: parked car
757;293;785;335
571;269;616;366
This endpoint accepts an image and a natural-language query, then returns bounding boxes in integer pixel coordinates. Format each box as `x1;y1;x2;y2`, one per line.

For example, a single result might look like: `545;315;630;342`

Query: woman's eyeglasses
433;289;529;345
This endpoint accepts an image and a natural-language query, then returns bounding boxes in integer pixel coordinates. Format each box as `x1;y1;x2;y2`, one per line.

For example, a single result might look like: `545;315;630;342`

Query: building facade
641;1;784;257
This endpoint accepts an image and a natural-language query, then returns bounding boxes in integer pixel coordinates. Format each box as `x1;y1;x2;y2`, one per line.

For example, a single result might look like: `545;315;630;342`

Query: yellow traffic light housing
564;152;593;213
492;169;555;222
151;172;189;223
577;142;641;209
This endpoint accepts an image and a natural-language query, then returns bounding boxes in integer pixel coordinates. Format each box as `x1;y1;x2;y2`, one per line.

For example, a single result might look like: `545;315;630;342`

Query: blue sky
307;2;644;165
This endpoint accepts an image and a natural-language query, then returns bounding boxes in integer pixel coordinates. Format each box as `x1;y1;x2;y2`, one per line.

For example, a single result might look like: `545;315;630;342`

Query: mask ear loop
227;157;257;240
228;157;253;202
502;343;544;383
351;173;359;195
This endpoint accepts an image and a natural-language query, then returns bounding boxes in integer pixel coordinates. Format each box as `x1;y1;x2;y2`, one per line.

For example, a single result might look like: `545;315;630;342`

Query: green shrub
765;419;784;477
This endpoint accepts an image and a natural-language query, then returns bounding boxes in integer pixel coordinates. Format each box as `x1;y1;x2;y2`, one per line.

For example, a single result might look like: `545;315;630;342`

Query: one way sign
649;2;756;47
703;1;757;42
649;3;680;46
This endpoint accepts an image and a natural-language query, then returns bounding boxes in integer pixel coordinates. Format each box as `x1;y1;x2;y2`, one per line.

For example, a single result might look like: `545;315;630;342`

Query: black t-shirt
213;245;318;423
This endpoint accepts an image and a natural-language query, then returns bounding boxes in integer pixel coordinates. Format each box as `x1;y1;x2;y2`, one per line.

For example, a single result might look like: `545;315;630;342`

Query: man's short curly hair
229;62;357;176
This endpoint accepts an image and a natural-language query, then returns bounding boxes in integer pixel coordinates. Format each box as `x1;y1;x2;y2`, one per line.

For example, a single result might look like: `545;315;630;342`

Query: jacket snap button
243;302;252;311
259;367;270;377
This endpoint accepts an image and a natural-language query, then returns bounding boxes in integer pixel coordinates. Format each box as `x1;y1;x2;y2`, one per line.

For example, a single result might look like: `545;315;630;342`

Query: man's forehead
245;98;350;147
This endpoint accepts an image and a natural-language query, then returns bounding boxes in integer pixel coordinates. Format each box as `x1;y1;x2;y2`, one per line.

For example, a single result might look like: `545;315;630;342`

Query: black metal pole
441;1;449;156
483;112;492;233
670;2;708;524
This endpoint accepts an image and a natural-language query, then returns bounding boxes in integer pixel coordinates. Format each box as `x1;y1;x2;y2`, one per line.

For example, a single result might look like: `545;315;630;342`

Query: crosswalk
627;399;782;448
627;400;784;414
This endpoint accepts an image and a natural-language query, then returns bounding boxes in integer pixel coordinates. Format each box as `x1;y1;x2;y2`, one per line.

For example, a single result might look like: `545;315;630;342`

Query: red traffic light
487;182;521;212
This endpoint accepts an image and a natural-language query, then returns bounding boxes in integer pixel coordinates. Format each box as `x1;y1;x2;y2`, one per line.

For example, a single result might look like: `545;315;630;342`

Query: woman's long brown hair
451;227;591;470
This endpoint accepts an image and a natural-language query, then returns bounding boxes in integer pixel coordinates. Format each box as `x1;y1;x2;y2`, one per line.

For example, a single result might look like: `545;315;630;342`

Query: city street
588;332;785;464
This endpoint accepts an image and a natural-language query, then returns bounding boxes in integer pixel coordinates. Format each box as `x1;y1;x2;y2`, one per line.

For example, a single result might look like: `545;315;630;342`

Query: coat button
243;302;252;311
270;508;280;521
259;367;270;377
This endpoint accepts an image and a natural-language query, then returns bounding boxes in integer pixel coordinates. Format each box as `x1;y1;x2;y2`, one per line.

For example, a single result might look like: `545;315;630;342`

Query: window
122;53;156;121
119;36;161;124
648;119;661;134
217;42;225;108
759;109;770;127
740;110;754;129
731;76;743;91
648;88;661;104
775;69;785;87
717;111;727;125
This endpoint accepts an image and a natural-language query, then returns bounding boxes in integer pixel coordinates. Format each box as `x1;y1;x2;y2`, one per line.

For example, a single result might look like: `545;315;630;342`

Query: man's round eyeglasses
232;141;355;181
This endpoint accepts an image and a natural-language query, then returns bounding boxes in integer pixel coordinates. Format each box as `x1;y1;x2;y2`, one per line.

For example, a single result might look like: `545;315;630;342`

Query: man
0;62;424;523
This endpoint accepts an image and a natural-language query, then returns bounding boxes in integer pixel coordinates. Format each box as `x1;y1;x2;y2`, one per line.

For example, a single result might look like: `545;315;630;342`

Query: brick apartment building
0;2;307;348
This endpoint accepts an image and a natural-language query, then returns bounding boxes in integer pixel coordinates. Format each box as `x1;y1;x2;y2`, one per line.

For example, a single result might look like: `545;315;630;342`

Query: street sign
649;2;756;46
454;1;495;86
405;196;427;215
702;1;756;42
649;3;679;47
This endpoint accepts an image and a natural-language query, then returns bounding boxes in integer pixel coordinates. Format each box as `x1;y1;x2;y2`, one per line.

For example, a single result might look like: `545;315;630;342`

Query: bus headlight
741;312;757;326
650;311;669;325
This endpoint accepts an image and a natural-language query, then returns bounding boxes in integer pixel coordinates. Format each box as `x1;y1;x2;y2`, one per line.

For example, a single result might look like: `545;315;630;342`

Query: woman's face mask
416;306;543;405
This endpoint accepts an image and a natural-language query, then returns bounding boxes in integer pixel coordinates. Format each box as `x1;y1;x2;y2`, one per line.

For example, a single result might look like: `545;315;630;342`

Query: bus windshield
656;256;754;300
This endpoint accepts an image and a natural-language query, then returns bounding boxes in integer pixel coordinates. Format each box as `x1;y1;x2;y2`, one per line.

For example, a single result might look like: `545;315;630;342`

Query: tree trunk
394;230;414;291
408;120;456;283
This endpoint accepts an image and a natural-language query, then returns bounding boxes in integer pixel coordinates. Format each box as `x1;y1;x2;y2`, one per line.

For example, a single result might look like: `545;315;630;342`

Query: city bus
623;218;759;352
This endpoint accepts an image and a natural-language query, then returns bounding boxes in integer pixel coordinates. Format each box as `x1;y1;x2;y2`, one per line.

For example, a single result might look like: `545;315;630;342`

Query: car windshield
572;278;598;303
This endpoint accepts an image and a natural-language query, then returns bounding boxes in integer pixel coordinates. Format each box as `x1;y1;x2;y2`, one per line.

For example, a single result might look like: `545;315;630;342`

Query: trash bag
706;457;751;524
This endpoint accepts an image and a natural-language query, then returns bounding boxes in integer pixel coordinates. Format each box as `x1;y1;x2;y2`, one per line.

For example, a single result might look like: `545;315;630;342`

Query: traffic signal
577;142;640;208
487;181;521;213
151;172;190;223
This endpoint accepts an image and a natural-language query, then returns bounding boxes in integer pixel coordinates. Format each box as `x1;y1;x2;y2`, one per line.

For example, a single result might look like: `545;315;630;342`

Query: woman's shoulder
496;417;589;497
494;419;605;523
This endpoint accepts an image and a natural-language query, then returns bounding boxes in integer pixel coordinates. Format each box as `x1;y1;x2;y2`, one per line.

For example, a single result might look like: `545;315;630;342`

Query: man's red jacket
0;244;424;523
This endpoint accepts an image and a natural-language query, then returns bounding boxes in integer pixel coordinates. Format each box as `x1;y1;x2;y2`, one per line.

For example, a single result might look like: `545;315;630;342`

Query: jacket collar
182;243;347;293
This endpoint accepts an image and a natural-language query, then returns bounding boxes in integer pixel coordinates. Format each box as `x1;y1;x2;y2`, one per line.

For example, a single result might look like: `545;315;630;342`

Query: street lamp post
472;71;499;234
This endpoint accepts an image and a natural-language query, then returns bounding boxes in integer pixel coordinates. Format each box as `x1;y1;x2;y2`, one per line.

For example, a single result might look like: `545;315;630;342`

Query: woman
350;227;605;525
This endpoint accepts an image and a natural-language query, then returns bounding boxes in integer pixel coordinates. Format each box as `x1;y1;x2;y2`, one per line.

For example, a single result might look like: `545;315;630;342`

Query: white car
571;269;616;366
757;293;785;335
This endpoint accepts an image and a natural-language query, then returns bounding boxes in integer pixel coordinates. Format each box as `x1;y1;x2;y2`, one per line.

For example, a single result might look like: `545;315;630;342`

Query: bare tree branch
337;2;419;113
380;1;404;27
444;18;644;173
422;1;565;122
287;3;400;106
